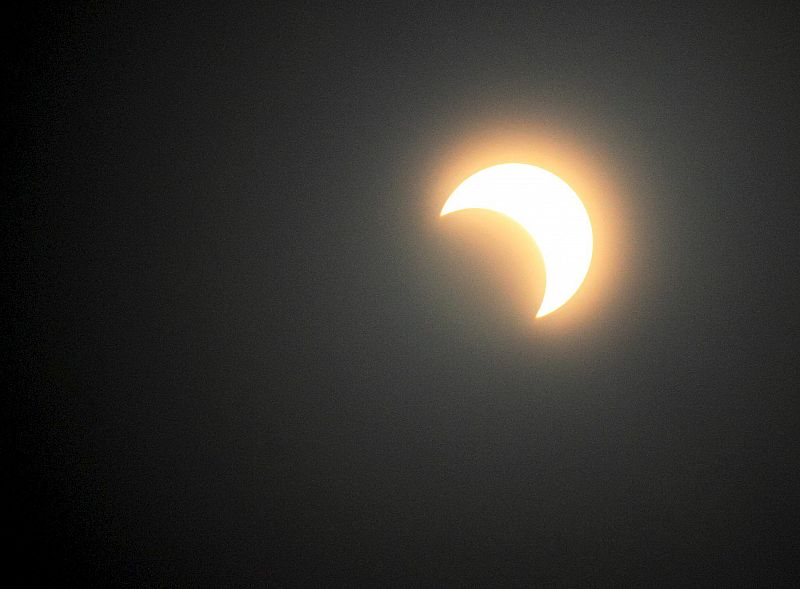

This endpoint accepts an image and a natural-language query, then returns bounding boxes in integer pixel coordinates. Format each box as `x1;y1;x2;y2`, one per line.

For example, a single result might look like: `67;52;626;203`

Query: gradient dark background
7;2;800;585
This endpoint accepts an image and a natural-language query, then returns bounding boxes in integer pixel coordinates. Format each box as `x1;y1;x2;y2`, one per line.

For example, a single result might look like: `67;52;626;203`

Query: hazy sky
8;2;800;585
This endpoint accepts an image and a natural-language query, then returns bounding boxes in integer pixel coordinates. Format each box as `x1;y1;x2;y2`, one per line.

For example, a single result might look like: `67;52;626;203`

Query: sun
440;163;593;318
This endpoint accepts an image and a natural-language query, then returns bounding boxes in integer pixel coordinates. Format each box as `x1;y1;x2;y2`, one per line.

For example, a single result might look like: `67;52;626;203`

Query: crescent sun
440;163;593;318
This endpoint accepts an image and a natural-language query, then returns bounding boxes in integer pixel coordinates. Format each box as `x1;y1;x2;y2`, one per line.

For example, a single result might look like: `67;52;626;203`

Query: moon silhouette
440;163;593;318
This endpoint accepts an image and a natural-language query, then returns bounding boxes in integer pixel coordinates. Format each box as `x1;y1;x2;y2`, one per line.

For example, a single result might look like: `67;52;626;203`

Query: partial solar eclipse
440;163;593;318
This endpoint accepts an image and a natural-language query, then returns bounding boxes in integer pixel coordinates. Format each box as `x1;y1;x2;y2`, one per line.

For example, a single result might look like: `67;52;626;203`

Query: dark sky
7;2;800;585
